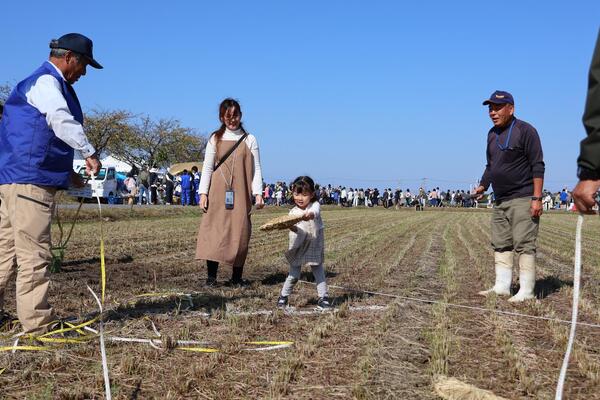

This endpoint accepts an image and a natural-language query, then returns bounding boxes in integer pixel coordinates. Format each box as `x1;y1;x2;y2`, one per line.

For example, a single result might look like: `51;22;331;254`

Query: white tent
101;155;134;173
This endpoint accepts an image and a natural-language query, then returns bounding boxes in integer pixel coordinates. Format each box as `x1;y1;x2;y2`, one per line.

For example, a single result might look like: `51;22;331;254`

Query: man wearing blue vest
0;33;102;334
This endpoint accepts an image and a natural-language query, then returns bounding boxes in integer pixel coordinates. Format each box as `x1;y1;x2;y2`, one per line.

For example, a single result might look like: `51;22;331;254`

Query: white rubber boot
508;253;536;302
478;251;513;296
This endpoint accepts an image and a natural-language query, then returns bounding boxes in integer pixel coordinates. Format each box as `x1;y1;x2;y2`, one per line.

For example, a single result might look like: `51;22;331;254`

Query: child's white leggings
281;264;328;298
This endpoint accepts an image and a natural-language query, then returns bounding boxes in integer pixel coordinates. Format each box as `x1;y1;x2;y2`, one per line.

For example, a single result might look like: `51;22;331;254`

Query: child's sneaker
317;297;333;311
277;296;288;309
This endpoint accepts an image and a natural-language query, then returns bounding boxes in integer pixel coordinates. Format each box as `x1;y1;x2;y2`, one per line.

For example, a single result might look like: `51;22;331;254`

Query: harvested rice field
1;205;600;399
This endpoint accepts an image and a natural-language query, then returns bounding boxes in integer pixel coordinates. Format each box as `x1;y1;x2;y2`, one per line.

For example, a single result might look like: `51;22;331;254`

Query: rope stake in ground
555;214;583;400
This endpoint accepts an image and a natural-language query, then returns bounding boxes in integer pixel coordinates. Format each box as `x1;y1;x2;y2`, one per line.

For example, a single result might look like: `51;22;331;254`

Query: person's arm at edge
523;124;545;217
574;30;600;214
249;135;264;209
198;138;215;211
475;136;492;198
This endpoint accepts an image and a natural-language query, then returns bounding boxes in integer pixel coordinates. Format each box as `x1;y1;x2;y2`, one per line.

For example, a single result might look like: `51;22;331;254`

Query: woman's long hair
211;98;249;156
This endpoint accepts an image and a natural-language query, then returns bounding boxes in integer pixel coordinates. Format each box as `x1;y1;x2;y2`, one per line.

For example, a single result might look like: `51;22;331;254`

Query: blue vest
0;62;83;189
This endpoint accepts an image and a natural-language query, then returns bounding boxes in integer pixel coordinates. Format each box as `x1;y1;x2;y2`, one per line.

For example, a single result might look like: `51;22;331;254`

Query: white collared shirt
23;61;96;158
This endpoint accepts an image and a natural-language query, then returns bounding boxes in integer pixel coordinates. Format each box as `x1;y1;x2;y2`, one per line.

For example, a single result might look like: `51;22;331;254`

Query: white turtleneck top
198;128;263;196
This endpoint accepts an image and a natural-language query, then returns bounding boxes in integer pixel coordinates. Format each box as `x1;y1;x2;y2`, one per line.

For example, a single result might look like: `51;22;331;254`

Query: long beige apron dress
195;139;254;267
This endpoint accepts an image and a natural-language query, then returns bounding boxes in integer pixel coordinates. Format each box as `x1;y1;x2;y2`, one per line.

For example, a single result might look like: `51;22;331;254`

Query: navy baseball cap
49;33;103;69
482;90;514;105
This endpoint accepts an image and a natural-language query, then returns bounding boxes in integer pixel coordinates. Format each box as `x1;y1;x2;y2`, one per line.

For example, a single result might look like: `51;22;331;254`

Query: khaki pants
0;183;56;333
491;196;539;255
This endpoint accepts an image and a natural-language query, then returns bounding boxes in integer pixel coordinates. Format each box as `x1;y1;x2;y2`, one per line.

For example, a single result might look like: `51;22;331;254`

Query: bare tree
0;83;13;104
84;108;134;156
110;116;206;168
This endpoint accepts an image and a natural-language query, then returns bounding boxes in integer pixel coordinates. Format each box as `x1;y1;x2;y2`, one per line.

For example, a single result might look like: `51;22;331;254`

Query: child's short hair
291;176;318;202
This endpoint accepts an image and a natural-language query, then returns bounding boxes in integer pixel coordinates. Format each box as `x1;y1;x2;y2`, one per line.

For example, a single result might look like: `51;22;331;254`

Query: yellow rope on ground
38;316;99;338
0;345;49;352
64;321;87;336
177;347;220;353
36;336;94;344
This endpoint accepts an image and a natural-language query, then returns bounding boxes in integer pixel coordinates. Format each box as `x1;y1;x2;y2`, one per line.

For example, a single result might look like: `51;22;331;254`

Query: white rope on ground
555;214;583;400
297;279;600;330
88;286;111;400
89;177;112;400
245;343;293;351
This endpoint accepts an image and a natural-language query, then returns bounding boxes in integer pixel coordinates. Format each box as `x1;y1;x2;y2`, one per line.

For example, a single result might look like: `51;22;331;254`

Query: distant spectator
149;167;159;204
164;169;174;205
559;188;568;209
191;166;200;206
124;173;137;206
180;169;191;206
138;166;149;205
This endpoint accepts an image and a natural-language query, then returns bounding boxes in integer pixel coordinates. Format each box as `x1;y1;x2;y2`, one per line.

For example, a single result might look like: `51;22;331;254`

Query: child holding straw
278;176;332;310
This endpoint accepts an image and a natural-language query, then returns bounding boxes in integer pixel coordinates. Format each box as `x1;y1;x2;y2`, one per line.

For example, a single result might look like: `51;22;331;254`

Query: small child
278;176;332;310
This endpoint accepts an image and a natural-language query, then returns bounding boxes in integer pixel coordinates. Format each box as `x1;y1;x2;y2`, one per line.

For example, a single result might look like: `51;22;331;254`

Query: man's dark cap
482;90;514;105
49;33;103;69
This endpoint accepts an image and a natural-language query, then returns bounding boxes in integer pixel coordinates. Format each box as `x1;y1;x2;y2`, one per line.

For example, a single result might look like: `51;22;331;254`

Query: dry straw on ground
1;207;599;399
260;214;304;231
434;376;509;400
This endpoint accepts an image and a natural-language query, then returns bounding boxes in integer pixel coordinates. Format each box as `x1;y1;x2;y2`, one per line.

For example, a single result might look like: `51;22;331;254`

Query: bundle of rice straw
433;376;508;400
260;214;304;231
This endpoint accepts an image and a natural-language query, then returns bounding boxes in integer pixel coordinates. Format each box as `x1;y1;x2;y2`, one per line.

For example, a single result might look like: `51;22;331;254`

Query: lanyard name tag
225;190;235;209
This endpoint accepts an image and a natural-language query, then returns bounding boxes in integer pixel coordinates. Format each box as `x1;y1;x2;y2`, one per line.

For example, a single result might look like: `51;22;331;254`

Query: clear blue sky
3;1;599;191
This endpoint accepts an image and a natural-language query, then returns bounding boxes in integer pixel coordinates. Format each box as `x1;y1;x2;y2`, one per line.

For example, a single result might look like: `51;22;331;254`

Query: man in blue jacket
180;170;191;206
0;33;102;334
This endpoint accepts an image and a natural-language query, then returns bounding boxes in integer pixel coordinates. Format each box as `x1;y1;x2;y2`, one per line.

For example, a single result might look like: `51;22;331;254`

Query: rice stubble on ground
0;206;599;399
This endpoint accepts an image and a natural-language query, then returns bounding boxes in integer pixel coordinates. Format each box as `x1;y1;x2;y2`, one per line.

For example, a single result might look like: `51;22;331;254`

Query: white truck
67;166;120;202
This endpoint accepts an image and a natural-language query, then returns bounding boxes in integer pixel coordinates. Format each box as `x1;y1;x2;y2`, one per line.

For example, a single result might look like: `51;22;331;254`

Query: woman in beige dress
196;99;264;286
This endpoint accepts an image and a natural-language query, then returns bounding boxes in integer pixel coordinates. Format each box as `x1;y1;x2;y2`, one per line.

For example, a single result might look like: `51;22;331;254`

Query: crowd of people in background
121;166;201;206
119;173;585;212
119;171;585;212
260;182;584;211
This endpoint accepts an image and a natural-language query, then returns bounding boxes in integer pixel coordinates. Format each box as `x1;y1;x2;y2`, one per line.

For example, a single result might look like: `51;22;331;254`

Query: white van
67;166;119;201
